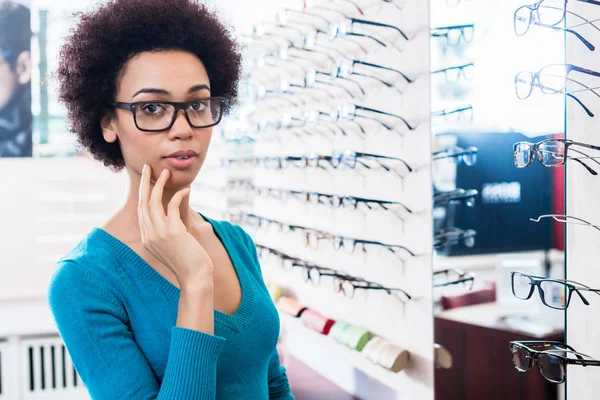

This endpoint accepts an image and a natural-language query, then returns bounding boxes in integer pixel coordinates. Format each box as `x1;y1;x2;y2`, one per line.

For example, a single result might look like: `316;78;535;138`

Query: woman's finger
148;168;170;232
167;187;191;231
138;164;152;209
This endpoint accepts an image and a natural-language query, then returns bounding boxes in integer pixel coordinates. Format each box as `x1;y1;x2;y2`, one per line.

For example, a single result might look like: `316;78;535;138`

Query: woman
47;0;293;399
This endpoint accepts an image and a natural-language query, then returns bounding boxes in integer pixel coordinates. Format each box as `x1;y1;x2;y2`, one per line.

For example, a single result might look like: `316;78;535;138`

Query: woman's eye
189;101;208;111
140;103;165;114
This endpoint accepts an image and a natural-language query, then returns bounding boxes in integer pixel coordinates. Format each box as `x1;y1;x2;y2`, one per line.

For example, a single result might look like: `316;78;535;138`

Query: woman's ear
101;112;118;143
15;51;31;85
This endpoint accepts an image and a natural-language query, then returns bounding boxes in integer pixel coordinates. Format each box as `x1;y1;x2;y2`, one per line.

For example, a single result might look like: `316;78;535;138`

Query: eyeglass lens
134;99;223;130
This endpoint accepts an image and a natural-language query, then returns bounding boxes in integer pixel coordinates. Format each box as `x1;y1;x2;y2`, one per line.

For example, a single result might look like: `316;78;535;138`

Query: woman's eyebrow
131;84;211;99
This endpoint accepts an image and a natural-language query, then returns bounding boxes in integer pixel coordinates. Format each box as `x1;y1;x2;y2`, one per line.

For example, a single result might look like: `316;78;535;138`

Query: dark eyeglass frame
341;104;415;131
330;18;409;47
112;97;225;132
433;146;478;166
434;188;478;207
333;275;412;302
513;138;600;175
334;59;413;86
431;63;474;83
511;271;600;310
431;24;474;46
510;340;600;384
434;228;477;250
431;105;474;121
433;268;475;289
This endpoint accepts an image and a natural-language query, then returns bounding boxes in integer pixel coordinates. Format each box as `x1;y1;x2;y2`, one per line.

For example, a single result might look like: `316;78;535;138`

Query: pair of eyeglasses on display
253;187;414;218
433;146;478;166
510;341;600;384
240;213;417;261
328;17;410;50
224;151;415;177
431;63;475;83
112;97;225;132
513;139;600;175
329;60;413;95
433;188;478;207
514;0;600;51
431;24;474;47
515;64;600;117
511;271;600;310
332;276;413;303
336;104;416;132
433;268;475;289
530;214;600;231
434;228;477;253
431;105;474;122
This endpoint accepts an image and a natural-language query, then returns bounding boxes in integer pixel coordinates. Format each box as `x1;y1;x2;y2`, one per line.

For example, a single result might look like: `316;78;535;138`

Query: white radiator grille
0;335;90;400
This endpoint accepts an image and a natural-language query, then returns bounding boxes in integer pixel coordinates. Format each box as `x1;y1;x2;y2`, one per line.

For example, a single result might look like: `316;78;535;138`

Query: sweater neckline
89;213;255;332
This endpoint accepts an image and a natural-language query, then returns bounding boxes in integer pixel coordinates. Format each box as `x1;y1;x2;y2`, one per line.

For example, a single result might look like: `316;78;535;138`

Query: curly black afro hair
57;0;242;171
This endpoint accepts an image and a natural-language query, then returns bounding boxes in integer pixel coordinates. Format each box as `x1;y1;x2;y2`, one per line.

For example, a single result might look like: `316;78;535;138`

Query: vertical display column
221;0;434;398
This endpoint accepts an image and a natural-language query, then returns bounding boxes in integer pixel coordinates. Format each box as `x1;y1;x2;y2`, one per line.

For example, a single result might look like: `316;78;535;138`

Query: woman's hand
138;164;214;288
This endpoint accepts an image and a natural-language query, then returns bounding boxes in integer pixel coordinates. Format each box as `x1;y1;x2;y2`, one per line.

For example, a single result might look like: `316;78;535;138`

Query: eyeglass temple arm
540;23;594;51
431;24;474;31
567;155;598;176
431;63;474;75
350;18;409;41
352;60;412;83
530;215;600;231
570;64;600;80
355;105;414;130
568;147;600;167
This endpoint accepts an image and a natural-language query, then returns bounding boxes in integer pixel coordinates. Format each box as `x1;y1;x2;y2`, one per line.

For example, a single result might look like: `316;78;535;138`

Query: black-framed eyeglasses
530;214;600;231
112;97;225;132
511;271;600;310
331;150;413;174
333;275;412;302
431;105;474;122
337;104;415;131
432;63;474;83
513;138;600;175
329;18;409;47
431;24;474;46
434;228;477;252
433;146;478;166
434;188;478;207
433;268;475;289
332;59;412;87
510;341;600;384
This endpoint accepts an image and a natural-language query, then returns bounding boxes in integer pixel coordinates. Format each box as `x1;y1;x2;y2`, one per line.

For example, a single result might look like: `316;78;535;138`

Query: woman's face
107;50;214;189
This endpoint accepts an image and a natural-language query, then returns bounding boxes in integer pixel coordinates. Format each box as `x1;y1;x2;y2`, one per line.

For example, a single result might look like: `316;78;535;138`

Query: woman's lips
164;155;197;169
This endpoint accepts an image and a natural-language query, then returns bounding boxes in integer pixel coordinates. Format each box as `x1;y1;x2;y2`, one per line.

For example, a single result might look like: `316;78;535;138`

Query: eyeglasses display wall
216;0;434;398
430;0;570;399
564;1;600;399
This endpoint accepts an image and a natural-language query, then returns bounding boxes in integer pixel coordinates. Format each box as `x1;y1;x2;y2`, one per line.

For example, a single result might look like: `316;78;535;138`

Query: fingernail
142;164;147;174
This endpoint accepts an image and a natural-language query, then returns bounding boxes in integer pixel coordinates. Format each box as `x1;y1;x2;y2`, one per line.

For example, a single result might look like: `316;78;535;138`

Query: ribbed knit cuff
158;327;226;399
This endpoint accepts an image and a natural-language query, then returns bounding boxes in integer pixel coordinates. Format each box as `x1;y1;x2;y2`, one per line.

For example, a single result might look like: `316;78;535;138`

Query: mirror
430;0;566;399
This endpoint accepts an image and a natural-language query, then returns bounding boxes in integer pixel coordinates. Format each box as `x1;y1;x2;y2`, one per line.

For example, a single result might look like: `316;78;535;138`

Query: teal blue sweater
47;215;293;400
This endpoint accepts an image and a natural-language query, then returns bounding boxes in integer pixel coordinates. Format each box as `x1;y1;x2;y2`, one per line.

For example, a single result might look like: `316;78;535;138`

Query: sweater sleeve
236;226;294;400
47;260;225;400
